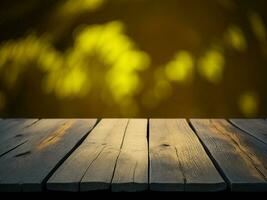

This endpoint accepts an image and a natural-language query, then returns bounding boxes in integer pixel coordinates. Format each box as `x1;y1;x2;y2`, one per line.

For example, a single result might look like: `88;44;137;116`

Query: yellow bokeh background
0;0;266;117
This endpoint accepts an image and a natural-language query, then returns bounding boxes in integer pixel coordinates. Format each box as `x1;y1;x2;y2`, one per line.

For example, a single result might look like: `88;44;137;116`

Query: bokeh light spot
225;25;247;51
165;51;194;83
58;0;105;16
198;49;225;83
249;12;267;43
238;92;259;117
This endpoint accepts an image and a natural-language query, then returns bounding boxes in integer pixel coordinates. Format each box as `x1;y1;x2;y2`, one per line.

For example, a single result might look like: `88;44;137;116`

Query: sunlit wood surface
0;118;267;192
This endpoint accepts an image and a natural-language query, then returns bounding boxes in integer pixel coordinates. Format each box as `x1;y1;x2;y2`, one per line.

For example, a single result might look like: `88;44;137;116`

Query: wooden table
0;118;267;192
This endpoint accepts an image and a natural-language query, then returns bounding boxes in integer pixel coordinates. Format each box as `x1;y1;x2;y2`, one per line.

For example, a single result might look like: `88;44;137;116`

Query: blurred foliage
0;21;149;110
0;0;267;117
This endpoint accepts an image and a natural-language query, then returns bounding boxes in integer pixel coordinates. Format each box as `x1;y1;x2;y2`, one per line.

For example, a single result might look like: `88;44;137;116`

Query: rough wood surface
1;118;267;192
111;119;148;192
0;119;38;139
149;119;225;191
230;119;267;145
47;119;129;192
0;119;97;192
0;119;39;156
190;119;267;191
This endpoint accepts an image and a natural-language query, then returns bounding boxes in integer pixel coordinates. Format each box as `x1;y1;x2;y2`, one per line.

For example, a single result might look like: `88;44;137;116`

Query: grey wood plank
0;119;38;137
190;119;267;191
230;119;267;145
0;119;21;133
47;119;129;192
0;119;69;192
0;119;39;156
149;119;225;192
0;119;97;192
111;119;148;192
0;119;65;157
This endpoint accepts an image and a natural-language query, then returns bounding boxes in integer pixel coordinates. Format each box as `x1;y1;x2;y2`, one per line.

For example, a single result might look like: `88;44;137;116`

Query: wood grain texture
0;119;65;158
0;119;39;157
47;119;129;192
0;119;97;192
111;119;148;192
230;119;267;144
0;119;38;138
190;119;267;191
1;118;267;192
149;119;225;191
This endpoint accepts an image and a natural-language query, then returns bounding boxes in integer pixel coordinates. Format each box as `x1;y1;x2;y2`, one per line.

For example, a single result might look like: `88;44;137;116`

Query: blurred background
0;0;267;118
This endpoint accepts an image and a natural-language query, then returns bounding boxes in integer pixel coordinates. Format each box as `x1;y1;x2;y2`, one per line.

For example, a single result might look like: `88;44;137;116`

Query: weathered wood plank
149;119;225;191
190;119;267;191
47;119;129;192
230;119;267;145
0;119;39;156
111;119;148;192
0;119;97;192
0;119;38;138
0;119;65;158
149;119;184;191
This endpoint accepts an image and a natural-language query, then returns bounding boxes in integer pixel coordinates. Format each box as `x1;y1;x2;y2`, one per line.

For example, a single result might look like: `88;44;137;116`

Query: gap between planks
0;119;98;192
2;118;266;192
47;119;149;192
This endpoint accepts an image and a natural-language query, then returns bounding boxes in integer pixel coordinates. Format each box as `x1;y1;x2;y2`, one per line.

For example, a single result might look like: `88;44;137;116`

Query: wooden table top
0;118;267;192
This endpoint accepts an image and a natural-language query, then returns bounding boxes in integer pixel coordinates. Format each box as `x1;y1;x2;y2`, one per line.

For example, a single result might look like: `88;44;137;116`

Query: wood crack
79;145;106;189
175;147;186;190
132;161;138;183
228;119;267;146
14;150;31;158
165;121;186;190
211;120;267;181
0;140;28;158
110;119;130;188
23;119;41;129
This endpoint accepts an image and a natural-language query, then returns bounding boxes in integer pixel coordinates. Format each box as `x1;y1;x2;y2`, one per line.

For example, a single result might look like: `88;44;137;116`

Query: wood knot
15;134;24;138
161;144;170;147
